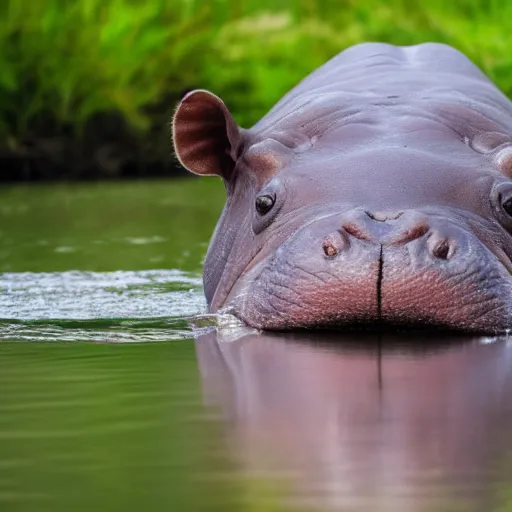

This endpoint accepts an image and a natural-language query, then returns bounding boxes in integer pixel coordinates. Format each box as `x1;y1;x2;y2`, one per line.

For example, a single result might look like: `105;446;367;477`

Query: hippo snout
225;209;512;333
321;209;458;262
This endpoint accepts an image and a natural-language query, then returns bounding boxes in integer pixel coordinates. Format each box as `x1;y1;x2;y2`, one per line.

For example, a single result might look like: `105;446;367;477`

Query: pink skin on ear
172;91;297;184
172;90;242;178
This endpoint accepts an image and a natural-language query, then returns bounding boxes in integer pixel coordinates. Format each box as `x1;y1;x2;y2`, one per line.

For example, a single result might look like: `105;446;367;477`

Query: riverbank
0;110;188;181
2;0;511;181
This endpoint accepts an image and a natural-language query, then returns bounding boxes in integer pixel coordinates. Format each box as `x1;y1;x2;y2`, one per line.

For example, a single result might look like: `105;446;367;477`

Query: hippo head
173;58;512;333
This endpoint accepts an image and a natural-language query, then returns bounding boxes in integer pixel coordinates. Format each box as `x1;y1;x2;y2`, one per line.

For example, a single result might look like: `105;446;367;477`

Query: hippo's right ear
172;90;243;179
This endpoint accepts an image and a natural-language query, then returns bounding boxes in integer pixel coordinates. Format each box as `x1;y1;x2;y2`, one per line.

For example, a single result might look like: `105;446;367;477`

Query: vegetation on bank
1;0;512;180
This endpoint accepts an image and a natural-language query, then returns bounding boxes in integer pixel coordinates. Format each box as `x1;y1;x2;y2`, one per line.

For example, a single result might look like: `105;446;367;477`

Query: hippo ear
172;90;243;179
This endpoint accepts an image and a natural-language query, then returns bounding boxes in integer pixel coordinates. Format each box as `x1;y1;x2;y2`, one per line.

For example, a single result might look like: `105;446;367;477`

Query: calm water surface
1;180;512;511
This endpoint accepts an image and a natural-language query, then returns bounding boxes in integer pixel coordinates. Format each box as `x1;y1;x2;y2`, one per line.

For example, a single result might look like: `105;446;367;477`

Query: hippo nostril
432;240;451;260
428;236;455;260
323;241;338;257
322;232;347;258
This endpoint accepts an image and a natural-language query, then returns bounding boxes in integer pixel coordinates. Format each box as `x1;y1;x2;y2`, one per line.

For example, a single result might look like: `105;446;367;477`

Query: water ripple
0;270;206;342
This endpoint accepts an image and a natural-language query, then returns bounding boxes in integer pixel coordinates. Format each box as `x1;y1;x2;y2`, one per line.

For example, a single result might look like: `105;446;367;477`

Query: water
1;180;512;511
0;270;204;342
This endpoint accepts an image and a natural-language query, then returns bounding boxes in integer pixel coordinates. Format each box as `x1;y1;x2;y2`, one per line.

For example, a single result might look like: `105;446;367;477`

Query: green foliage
0;0;211;138
1;0;512;161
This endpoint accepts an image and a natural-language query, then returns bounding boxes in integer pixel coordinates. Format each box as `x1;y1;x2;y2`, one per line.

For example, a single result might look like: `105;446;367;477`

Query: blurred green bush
1;0;511;179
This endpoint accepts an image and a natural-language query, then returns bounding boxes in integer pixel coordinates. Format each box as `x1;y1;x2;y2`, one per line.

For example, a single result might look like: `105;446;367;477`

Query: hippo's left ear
172;90;244;179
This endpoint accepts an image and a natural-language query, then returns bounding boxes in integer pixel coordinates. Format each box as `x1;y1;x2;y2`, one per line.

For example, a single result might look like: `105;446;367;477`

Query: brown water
1;180;512;511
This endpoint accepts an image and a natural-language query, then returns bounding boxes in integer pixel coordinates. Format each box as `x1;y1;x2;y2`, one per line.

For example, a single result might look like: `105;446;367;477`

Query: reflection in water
196;330;512;511
0;180;224;274
0;341;254;512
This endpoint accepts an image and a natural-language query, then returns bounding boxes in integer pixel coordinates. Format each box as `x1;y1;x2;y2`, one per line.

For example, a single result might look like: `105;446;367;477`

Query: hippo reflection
174;43;512;333
195;331;512;511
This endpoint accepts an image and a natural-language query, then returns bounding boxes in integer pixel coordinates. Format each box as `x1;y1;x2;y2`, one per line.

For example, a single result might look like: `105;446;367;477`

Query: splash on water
190;312;259;342
0;270;206;342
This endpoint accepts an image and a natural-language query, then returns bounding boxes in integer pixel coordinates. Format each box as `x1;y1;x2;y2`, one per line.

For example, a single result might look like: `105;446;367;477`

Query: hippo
173;43;512;333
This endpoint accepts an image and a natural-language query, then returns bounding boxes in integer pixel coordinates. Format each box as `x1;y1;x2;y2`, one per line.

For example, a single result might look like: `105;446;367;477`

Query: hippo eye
252;179;285;234
503;197;512;217
492;182;512;230
255;194;275;216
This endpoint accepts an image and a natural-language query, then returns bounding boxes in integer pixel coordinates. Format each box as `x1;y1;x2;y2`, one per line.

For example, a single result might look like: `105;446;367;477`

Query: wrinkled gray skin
173;43;512;333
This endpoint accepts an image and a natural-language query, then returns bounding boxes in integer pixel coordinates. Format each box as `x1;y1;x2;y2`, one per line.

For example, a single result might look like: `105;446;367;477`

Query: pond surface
1;180;512;512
